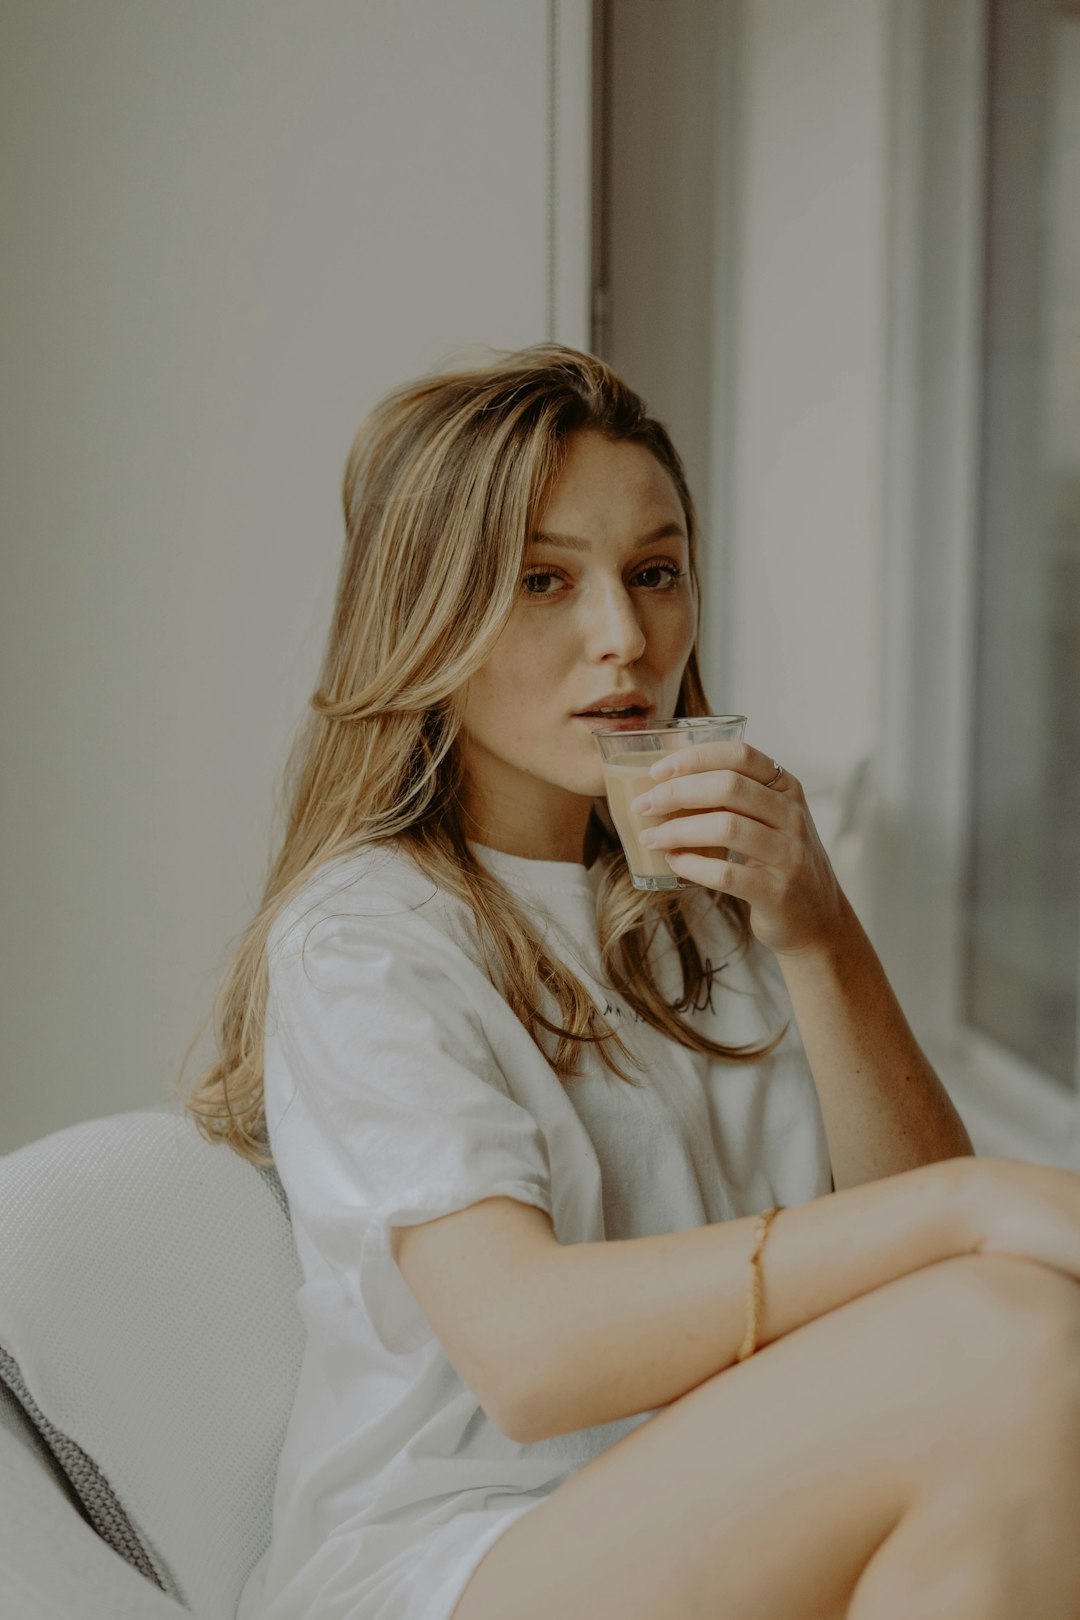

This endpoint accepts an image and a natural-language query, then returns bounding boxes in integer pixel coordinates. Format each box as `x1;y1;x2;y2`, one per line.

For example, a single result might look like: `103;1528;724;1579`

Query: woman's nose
584;581;647;661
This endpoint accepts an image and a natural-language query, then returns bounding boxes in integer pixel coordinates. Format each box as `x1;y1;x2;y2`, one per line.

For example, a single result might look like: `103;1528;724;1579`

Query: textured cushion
0;1342;170;1590
0;1109;305;1620
0;1398;191;1620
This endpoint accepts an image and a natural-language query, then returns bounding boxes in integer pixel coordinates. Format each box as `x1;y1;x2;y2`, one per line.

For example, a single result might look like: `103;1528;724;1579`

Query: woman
185;345;1080;1620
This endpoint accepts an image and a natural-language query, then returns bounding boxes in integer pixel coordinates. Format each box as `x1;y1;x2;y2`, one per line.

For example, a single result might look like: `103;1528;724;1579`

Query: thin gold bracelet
735;1205;783;1363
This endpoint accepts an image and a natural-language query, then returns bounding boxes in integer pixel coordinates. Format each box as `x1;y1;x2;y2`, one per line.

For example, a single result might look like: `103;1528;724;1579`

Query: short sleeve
266;899;554;1356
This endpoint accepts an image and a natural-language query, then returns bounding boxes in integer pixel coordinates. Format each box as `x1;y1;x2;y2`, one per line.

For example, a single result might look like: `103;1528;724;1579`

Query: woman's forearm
510;1154;976;1443
777;893;974;1191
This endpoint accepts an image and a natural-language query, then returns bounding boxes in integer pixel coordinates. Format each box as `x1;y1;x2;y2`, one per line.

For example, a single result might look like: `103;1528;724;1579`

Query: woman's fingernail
649;759;669;779
639;829;658;847
630;793;652;812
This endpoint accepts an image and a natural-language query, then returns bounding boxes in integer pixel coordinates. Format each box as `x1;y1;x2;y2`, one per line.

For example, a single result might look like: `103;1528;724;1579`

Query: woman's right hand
957;1155;1080;1282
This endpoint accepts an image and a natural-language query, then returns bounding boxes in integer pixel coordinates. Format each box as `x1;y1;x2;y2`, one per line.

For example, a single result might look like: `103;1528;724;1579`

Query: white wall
0;1;583;1152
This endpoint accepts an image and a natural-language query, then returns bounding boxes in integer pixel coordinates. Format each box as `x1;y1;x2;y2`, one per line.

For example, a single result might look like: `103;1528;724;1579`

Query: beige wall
0;1;571;1151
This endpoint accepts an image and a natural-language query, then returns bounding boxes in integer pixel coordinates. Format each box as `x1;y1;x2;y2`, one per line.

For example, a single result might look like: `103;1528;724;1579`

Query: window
964;0;1080;1091
878;0;1079;1163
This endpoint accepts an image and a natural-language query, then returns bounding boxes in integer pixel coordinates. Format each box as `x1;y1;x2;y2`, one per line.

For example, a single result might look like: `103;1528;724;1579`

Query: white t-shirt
236;838;832;1620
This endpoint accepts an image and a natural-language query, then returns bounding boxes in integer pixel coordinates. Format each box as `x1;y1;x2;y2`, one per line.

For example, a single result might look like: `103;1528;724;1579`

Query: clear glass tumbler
594;716;747;891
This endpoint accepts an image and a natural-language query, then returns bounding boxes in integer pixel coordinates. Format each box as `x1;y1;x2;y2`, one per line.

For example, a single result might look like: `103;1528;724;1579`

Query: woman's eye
636;563;684;589
522;570;559;595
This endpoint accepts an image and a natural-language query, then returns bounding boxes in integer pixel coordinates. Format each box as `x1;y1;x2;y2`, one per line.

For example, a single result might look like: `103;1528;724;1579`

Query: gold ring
765;761;784;788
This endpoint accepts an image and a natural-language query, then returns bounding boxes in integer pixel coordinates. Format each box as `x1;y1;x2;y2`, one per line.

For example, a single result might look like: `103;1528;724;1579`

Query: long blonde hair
181;344;779;1167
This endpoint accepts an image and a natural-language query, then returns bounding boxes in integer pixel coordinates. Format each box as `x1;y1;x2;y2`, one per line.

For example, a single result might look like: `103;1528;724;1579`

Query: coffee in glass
593;716;747;890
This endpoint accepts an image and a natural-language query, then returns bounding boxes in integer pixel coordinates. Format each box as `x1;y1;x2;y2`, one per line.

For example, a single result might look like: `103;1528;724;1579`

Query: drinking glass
594;716;747;890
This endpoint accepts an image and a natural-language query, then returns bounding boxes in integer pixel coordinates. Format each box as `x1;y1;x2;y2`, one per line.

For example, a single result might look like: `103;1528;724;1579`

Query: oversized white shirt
236;838;832;1620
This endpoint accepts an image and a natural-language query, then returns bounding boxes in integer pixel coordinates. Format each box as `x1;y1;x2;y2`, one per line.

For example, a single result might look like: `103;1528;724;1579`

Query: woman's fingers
649;739;796;794
639;810;786;866
631;766;796;828
628;742;844;955
662;849;760;895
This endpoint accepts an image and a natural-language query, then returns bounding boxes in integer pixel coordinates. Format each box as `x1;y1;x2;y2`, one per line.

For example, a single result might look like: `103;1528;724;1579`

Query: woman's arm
396;1154;978;1443
775;893;972;1190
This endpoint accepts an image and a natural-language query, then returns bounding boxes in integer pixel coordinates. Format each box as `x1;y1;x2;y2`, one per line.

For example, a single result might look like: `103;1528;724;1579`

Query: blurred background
1;0;1077;1167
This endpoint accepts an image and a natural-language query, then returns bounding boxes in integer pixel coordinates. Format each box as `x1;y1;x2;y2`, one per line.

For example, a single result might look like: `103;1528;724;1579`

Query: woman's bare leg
847;1312;1080;1620
451;1252;1080;1620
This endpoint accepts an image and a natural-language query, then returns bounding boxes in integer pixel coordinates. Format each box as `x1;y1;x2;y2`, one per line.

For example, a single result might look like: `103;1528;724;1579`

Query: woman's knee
920;1253;1080;1423
945;1252;1080;1344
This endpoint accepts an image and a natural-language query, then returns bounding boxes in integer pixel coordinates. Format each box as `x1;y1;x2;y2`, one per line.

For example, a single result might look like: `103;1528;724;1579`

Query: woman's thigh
450;1252;1080;1620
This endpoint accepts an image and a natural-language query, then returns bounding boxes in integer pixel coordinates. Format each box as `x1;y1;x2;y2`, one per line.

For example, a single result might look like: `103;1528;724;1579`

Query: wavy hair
180;344;780;1167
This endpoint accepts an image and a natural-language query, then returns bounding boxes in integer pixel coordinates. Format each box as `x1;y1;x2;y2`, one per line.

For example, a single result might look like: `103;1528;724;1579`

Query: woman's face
457;428;698;862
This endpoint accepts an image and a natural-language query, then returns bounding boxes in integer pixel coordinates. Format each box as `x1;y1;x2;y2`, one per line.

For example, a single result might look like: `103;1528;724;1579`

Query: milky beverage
601;756;683;883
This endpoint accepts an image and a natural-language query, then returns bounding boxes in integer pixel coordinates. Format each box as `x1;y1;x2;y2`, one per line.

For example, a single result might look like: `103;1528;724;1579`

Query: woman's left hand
629;740;848;958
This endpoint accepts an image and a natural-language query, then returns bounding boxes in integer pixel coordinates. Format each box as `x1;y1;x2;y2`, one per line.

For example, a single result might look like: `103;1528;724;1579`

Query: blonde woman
186;345;1080;1620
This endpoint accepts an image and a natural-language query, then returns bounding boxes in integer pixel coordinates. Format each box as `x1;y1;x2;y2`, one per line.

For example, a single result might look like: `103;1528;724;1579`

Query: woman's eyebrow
528;521;686;552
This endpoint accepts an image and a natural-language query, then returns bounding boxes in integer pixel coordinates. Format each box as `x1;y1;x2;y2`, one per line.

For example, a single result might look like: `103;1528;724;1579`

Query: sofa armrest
0;1413;191;1620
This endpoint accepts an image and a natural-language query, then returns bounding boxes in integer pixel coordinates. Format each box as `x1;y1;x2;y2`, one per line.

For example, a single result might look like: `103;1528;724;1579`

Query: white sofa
0;1109;305;1619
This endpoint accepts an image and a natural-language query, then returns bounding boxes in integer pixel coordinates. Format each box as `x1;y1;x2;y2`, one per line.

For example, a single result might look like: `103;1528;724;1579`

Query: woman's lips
573;712;653;731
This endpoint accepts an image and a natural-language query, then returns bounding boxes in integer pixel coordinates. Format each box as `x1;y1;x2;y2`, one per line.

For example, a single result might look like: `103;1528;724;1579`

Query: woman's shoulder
267;841;455;964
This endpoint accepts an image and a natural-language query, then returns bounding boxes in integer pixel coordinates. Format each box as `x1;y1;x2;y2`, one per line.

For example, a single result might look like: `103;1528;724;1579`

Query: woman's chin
575;770;607;801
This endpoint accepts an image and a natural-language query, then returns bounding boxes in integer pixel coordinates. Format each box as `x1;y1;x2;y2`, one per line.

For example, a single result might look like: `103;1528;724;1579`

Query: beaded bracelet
735;1205;783;1362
